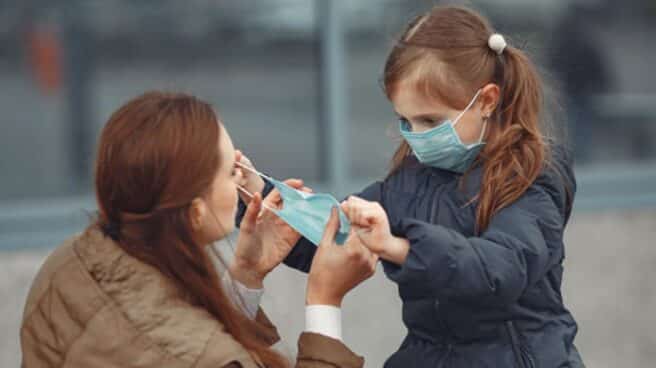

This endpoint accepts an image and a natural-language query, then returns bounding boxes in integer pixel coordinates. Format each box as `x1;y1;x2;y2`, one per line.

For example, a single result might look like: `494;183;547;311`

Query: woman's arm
216;208;371;367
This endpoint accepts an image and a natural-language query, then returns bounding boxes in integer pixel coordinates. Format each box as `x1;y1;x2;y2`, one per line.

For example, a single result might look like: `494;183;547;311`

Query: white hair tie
488;33;507;55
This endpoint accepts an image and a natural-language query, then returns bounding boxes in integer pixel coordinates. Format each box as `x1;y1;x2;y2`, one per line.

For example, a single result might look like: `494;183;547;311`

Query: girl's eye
422;117;445;127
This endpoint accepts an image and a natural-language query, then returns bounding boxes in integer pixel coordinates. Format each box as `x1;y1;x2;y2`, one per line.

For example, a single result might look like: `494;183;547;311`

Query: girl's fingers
340;201;351;220
362;209;380;225
345;197;381;227
348;195;369;205
356;205;373;227
354;206;364;226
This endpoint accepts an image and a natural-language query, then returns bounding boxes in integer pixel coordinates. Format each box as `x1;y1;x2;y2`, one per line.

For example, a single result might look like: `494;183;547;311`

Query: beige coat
20;227;364;367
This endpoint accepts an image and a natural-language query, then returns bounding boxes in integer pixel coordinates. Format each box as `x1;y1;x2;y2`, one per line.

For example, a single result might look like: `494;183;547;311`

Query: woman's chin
218;222;236;239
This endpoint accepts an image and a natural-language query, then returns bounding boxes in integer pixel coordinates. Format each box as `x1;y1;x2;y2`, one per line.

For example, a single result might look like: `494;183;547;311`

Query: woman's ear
189;198;207;231
479;83;501;118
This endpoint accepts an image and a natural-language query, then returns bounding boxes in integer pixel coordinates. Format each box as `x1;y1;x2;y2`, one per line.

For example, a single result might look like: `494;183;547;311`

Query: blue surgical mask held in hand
236;163;350;246
399;89;486;173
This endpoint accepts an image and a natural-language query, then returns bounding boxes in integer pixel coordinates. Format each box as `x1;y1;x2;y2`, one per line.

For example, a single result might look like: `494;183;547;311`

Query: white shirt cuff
305;305;342;341
221;270;264;320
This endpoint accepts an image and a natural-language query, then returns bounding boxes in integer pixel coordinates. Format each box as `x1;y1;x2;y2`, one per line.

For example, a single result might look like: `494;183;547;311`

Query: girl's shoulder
536;143;576;222
381;145;575;221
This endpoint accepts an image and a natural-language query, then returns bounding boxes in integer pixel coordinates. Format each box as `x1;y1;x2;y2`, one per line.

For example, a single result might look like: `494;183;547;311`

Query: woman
20;91;376;367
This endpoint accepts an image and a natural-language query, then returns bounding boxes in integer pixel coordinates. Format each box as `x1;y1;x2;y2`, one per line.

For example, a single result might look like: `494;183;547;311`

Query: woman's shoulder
73;227;230;363
22;234;81;319
22;226;255;367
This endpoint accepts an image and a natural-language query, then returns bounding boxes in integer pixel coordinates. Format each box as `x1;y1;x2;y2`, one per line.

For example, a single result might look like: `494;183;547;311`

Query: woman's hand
231;179;306;288
341;196;410;265
235;150;265;204
306;207;379;307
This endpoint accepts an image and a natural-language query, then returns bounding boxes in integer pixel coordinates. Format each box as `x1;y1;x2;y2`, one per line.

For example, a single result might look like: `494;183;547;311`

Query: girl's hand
235;150;265;204
306;207;378;307
232;179;306;288
341;196;410;265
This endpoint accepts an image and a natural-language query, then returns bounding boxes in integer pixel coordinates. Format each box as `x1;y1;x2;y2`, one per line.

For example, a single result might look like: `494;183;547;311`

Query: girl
238;5;584;368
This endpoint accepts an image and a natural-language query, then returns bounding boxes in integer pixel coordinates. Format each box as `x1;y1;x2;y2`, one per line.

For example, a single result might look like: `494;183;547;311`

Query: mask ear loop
236;161;275;183
452;89;483;127
236;185;276;213
477;116;489;144
235;161;286;213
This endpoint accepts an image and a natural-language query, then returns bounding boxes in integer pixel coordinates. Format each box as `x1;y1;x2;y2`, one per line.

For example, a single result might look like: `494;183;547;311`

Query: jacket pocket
506;321;536;368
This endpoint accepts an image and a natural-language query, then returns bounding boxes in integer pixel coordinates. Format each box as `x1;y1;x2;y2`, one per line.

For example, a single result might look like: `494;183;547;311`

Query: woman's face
193;123;244;244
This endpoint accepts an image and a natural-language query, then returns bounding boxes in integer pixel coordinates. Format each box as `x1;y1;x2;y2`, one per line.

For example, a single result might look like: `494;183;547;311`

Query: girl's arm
352;186;564;307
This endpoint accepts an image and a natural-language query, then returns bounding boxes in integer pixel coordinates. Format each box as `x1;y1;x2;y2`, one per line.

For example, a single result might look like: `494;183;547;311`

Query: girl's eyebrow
409;113;445;121
394;110;444;121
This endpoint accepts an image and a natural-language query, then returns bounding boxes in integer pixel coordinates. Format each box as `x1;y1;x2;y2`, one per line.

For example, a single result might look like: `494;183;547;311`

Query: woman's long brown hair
384;5;548;233
95;91;287;366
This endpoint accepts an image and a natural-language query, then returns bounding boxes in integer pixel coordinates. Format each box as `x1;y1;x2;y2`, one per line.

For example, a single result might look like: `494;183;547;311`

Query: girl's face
191;124;244;244
391;81;499;145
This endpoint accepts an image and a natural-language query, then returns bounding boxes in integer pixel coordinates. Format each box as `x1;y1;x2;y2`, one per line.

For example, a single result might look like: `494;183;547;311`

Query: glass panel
0;0;321;202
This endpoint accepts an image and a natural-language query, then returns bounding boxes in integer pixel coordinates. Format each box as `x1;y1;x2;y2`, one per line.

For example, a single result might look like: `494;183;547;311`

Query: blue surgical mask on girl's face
236;164;350;246
399;89;486;173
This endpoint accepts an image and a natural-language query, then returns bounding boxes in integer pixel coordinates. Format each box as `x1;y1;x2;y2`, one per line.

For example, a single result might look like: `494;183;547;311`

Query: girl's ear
479;83;501;117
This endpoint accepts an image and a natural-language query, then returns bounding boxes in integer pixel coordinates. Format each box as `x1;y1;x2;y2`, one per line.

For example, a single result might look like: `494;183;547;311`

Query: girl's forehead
391;83;452;114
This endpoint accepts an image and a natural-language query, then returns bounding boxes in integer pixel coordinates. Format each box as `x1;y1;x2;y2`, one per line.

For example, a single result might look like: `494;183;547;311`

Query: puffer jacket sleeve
383;185;565;306
295;332;364;367
217;310;363;368
280;181;385;273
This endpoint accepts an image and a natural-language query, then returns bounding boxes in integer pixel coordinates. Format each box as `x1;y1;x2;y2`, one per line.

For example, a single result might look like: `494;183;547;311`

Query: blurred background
1;0;655;366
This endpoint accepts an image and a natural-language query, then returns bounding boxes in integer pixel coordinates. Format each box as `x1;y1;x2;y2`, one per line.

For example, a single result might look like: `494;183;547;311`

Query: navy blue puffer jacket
237;146;585;367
